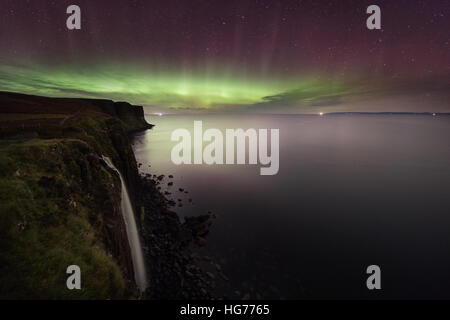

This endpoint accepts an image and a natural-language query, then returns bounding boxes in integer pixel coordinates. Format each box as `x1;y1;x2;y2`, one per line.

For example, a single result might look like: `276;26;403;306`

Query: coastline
0;91;220;299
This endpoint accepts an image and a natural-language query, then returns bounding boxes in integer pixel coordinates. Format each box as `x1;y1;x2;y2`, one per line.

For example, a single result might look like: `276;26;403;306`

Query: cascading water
102;156;147;292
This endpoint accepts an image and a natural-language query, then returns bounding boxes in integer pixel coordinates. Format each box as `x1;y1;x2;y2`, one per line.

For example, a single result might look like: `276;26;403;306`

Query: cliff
0;91;153;136
0;92;218;299
0;92;152;299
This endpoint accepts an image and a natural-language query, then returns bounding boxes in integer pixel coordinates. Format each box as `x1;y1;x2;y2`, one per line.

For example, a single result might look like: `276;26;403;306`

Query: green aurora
0;63;353;111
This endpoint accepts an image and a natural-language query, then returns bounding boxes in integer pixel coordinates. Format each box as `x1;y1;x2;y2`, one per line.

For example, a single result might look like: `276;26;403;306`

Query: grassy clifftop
0;93;152;299
0;139;128;299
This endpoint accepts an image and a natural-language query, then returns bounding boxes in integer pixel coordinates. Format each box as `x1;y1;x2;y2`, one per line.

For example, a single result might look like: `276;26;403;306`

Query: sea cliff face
0;91;153;135
0;92;151;299
0;92;218;299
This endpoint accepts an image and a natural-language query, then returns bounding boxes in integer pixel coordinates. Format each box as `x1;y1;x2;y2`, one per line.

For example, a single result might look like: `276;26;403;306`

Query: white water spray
102;156;147;292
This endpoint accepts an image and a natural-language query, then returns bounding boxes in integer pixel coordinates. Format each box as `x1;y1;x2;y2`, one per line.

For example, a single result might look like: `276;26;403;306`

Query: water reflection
133;114;450;299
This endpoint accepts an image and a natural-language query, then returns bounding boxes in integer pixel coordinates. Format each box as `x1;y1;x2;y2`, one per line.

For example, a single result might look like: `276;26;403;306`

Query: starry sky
0;0;449;113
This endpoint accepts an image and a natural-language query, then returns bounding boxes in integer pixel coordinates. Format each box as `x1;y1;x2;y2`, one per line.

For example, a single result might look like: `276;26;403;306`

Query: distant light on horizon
319;112;324;116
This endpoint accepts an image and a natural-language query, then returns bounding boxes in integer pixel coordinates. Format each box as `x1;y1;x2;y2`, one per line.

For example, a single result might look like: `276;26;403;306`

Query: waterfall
102;156;147;292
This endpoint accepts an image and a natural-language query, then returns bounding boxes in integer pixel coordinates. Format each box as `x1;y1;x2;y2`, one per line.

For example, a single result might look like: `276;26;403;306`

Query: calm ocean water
133;114;450;299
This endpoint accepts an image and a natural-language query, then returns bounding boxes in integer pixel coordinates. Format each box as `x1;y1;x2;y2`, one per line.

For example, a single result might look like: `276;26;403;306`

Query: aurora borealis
0;62;357;111
0;63;301;108
0;0;449;112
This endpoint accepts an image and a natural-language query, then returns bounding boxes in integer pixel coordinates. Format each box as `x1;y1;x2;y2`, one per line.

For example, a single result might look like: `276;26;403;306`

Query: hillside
0;92;217;299
0;92;151;298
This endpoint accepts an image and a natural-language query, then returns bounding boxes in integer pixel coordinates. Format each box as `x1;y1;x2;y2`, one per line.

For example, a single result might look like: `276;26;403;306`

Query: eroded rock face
46;139;137;287
76;119;140;285
0;100;148;298
0;91;153;138
0;91;221;299
99;168;135;282
0;137;135;298
111;101;153;132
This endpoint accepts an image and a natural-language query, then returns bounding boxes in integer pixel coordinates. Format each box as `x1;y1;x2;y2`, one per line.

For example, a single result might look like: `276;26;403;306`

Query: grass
0;114;67;121
0;117;135;299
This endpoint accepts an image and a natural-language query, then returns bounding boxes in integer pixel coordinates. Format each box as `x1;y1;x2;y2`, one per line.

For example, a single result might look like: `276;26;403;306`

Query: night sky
0;0;449;112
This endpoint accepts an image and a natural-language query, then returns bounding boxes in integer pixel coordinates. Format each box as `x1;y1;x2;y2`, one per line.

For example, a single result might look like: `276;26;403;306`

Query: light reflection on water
133;114;450;299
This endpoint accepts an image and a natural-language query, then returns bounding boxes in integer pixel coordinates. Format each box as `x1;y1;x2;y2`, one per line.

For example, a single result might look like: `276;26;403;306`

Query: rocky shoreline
0;91;227;299
136;170;227;299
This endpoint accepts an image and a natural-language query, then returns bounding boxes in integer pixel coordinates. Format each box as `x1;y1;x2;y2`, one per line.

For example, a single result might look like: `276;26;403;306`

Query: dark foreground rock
0;91;223;299
137;174;219;299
